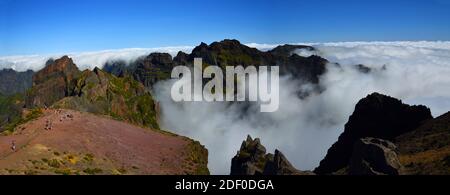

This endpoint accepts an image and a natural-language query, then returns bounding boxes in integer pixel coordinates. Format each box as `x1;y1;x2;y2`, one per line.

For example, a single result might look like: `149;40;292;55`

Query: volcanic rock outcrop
349;137;403;175
315;93;432;174
230;135;313;175
26;56;80;108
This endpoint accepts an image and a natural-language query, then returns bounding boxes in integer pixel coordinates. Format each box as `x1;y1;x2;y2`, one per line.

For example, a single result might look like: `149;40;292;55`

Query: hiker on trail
45;119;50;130
11;140;16;152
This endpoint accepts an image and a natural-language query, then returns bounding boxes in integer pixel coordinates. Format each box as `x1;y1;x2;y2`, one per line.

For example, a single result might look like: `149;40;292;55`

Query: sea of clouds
1;41;450;174
154;41;450;174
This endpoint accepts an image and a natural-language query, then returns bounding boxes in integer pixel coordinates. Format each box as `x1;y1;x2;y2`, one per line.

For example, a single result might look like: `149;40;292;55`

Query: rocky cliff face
230;135;313;175
314;93;432;174
25;56;159;129
54;67;159;129
26;56;80;108
349;137;403;175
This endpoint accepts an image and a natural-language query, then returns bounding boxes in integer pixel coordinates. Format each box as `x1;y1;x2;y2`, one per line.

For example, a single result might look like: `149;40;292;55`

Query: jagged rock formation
230;135;313;175
263;150;314;175
314;92;432;174
26;56;80;108
349;137;403;175
104;39;329;89
230;135;270;175
0;69;34;95
25;56;159;129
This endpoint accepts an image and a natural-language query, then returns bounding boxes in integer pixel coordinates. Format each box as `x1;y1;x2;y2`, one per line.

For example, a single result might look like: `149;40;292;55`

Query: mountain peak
33;56;79;86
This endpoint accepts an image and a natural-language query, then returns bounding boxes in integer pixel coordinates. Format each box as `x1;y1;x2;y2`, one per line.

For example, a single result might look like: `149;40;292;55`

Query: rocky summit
25;56;159;129
26;56;80;108
231;135;313;175
314;92;432;174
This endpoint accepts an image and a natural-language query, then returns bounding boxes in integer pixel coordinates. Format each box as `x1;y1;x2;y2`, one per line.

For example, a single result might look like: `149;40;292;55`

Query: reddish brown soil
0;109;197;175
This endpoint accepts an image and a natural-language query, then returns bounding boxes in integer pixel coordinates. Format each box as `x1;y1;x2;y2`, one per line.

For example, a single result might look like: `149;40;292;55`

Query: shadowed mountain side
396;112;450;175
0;69;34;96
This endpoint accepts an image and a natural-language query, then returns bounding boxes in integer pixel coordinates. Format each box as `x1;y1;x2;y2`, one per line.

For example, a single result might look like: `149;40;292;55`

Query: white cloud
245;43;281;51
0;46;194;72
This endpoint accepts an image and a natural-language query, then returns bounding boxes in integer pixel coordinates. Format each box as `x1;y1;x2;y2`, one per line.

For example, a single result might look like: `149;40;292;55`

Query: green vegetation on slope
1;107;43;134
0;93;26;133
53;69;159;129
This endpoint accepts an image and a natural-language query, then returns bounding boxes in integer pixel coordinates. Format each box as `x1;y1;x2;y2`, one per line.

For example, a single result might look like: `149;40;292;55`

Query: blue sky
1;0;450;56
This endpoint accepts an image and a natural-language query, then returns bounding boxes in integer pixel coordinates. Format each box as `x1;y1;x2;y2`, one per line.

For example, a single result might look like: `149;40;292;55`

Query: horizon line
2;40;450;58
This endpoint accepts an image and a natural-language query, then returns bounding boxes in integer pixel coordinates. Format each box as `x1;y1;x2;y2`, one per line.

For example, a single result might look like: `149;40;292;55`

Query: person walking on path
11;140;16;152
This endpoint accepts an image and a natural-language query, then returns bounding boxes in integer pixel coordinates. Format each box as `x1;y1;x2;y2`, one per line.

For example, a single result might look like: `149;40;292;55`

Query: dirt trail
0;109;202;175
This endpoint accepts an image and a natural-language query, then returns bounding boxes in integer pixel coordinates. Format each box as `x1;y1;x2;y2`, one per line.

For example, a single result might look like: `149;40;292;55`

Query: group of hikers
45;119;53;130
44;109;75;131
8;109;76;153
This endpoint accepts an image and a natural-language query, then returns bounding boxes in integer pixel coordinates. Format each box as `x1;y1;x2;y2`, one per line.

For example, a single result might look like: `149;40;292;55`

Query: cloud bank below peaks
0;46;193;72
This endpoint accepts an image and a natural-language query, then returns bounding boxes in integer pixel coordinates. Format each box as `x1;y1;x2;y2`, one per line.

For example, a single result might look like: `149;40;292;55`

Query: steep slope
396;112;450;175
0;109;208;175
314;93;433;174
54;67;159;129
